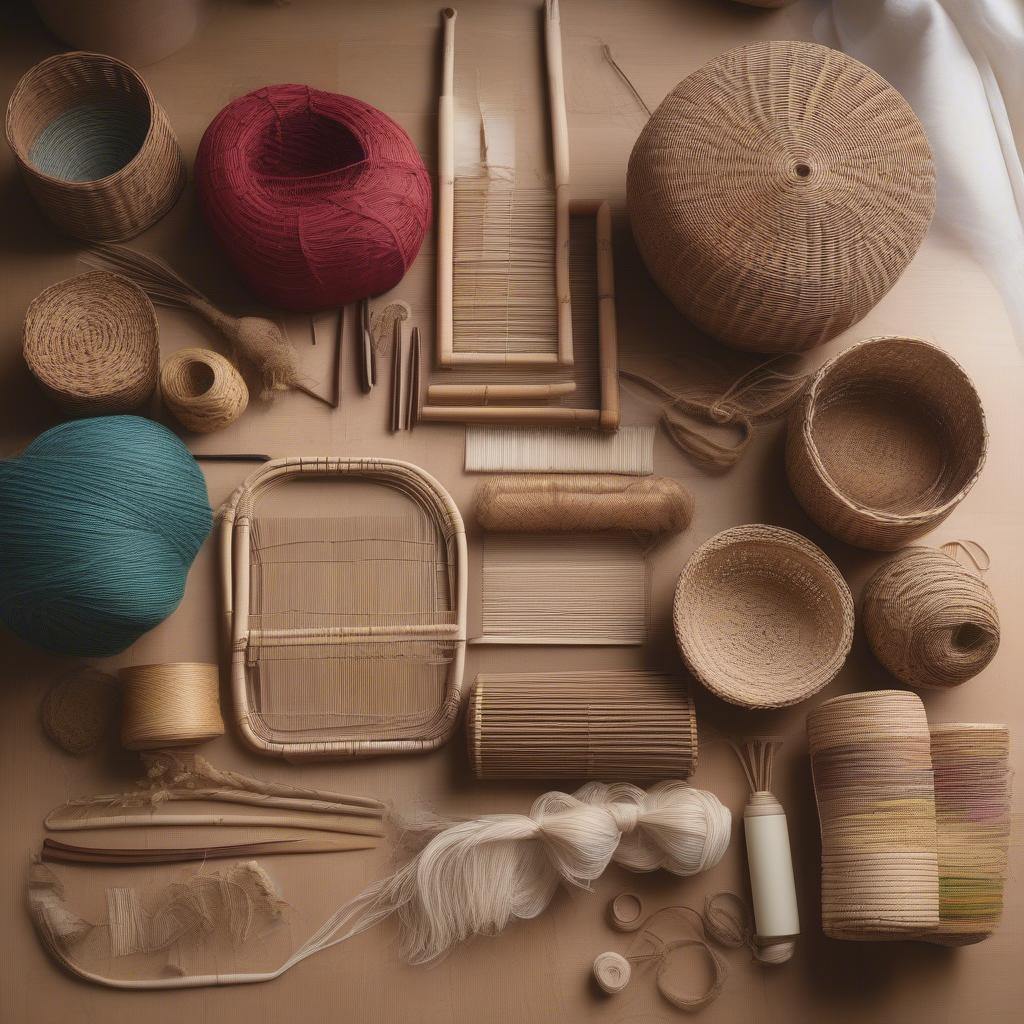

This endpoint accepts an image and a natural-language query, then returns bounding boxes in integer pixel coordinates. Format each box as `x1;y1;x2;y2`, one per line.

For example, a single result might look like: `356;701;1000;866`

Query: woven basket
672;524;853;708
23;270;159;414
807;690;939;941
862;546;1000;689
5;51;185;240
626;40;934;354
786;337;987;551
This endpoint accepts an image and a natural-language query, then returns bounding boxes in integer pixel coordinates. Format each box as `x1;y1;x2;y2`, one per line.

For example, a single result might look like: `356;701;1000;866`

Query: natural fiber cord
160;348;249;433
626;40;935;353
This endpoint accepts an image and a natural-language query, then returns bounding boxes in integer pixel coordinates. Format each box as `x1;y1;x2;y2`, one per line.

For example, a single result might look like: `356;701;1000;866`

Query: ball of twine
41;667;119;755
160;347;249;433
862;545;999;689
195;84;432;311
24;271;159;415
119;662;225;750
593;951;631;994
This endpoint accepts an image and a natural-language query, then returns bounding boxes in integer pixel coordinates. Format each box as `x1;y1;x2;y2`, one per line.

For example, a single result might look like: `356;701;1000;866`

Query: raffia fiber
673;525;853;709
862;546;1000;689
160;348;249;434
807;691;940;941
23;271;159;414
786;336;987;550
626;40;934;353
5;51;185;240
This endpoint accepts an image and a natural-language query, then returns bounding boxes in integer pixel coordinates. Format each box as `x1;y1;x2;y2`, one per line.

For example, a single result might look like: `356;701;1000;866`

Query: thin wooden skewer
437;7;457;367
408;325;420;429
359;297;375;392
332;304;345;408
391;317;405;431
41;836;376;865
427;382;576;402
44;810;385;837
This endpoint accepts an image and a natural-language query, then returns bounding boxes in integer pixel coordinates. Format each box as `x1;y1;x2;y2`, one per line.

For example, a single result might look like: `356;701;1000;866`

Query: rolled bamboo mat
927;723;1011;945
467;671;697;780
807;691;939;940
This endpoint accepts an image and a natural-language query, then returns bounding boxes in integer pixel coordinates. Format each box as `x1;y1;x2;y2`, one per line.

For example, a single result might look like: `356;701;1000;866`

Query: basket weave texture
159;347;249;434
626;40;935;354
672;524;853;709
863;546;1000;689
786;336;987;551
4;51;185;240
23;270;159;414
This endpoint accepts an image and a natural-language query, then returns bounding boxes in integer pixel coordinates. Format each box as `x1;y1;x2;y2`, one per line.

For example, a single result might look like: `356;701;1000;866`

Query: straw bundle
160;348;249;433
467;671;698;780
474;475;692;536
863;546;1000;689
5;52;185;240
24;271;159;414
787;337;987;550
807;691;939;941
927;724;1011;946
626;41;934;353
673;525;853;709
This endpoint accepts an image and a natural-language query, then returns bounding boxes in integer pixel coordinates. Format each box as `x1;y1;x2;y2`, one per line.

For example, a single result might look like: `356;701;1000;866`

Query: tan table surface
1;2;1021;1022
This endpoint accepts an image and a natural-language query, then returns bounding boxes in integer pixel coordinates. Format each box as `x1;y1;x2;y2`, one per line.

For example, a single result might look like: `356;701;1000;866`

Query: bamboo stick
437;8;457;367
427;381;576;402
420;404;601;425
45;810;385;837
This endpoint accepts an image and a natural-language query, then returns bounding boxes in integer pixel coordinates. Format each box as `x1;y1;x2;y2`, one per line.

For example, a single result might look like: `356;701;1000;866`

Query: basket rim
798;335;988;527
672;523;854;709
4;50;161;191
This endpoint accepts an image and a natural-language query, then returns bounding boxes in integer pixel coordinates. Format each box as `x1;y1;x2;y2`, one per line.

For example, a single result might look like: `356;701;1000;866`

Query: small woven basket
672;524;853;708
863;546;1000;689
786;337;987;551
23;270;159;414
5;51;185;240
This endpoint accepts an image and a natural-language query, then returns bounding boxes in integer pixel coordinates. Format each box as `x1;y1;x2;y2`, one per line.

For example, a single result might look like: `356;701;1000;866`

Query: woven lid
627;40;935;354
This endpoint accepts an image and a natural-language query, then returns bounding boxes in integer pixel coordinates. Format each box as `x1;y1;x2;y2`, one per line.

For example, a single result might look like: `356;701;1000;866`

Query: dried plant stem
44;810;384;837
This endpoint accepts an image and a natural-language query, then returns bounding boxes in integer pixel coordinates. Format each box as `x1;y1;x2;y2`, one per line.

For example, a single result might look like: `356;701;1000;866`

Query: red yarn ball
194;85;432;311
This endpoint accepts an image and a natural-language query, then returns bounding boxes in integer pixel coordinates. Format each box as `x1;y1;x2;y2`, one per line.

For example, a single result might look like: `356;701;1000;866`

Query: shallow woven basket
786;337;987;551
23;270;159;414
863;546;1000;689
5;51;185;240
672;524;853;708
626;40;934;353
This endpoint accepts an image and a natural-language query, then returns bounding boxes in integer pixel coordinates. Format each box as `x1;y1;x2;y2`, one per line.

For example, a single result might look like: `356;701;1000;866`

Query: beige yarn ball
626;40;935;353
159;347;249;433
862;547;1000;689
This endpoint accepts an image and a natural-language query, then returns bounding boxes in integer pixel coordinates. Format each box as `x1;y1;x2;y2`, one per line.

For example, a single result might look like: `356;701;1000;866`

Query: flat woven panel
479;534;648;644
465;424;655;474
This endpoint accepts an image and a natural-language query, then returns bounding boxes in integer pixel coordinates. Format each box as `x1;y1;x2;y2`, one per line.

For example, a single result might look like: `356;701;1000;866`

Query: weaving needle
332;304;345;409
360;297;375;392
407;326;420;430
391;317;405;431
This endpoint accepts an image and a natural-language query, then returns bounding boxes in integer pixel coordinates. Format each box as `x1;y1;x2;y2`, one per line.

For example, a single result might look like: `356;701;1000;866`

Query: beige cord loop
939;539;991;573
609;893;644;931
160;347;249;433
119;663;225;750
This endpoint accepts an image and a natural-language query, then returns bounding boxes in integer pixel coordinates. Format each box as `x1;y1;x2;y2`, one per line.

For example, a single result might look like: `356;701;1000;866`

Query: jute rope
159;347;249;434
673;525;854;708
41;667;119;755
23;271;159;414
119;663;225;751
786;336;987;550
5;51;185;240
863;544;1000;689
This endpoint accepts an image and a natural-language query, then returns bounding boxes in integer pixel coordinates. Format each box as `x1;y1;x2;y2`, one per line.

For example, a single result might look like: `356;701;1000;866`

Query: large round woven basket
786;336;987;551
626;40;935;353
672;524;853;708
862;546;999;689
23;270;159;414
4;51;185;241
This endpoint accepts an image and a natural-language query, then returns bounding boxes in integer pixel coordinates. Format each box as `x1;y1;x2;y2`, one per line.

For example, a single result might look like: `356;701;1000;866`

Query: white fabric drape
817;0;1024;346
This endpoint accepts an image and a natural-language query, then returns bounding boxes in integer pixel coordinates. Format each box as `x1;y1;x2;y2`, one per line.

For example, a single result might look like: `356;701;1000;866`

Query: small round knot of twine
608;802;642;834
159;347;249;433
119;663;225;750
592;951;631;994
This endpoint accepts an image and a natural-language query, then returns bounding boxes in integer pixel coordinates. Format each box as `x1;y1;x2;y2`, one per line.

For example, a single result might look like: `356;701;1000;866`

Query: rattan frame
221;457;468;760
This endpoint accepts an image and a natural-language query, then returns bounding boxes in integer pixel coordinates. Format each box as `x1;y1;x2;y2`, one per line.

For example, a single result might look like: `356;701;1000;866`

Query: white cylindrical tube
743;791;800;941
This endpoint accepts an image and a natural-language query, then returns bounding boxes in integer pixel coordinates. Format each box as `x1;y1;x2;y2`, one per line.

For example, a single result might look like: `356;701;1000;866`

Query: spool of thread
742;792;799;963
609;893;644;932
160;347;249;433
475;474;693;535
119;663;225;750
593;951;631;994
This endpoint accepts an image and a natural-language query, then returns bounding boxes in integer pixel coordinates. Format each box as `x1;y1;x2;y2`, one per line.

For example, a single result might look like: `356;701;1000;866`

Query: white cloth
817;0;1024;346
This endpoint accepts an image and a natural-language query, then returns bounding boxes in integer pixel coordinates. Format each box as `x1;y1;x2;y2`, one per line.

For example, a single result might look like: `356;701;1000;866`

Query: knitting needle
407;326;420;430
391;317;406;432
359;297;375;392
332;304;345;409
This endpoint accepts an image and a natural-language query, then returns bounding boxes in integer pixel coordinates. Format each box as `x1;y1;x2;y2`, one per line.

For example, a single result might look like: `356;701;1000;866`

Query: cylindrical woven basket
927;723;1011;946
807;690;939;941
5;51;186;240
23;270;159;414
862;546;1000;689
466;671;698;781
786;337;987;550
626;40;934;354
673;525;853;709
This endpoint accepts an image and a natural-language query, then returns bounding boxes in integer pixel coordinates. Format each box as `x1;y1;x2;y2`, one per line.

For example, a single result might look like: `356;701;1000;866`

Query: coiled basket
786;337;987;551
5;51;185;241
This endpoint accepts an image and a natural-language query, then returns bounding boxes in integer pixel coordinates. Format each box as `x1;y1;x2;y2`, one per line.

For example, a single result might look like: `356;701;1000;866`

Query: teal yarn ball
0;416;212;657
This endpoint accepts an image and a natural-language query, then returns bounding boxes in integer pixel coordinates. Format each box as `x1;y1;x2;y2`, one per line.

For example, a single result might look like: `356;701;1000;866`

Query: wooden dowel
594;200;620;430
445;350;563;366
437;8;457;367
426;381;576;402
44;810;385;837
407;325;420;429
420;404;601;425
